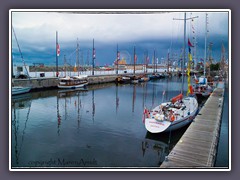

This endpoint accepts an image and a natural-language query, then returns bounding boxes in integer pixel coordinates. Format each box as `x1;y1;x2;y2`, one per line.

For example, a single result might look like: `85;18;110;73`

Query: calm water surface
215;85;229;168
11;77;228;168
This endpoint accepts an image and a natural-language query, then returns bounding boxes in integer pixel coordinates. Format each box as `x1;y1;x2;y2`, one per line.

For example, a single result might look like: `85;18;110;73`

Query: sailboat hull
58;82;88;89
12;86;31;95
145;97;198;133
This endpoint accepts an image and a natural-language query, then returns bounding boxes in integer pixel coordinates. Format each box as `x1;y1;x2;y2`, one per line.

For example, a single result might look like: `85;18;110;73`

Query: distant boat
139;75;150;82
58;75;88;89
58;39;88;89
144;12;199;133
192;13;213;99
193;75;213;98
12;86;31;95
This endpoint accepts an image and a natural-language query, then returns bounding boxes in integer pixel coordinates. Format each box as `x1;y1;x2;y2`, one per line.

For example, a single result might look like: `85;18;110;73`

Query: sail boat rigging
12;26;32;95
192;13;213;99
144;12;199;133
58;37;88;89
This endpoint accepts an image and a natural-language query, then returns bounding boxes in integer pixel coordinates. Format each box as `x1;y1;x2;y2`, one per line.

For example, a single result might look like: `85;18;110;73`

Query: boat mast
153;49;156;73
92;39;95;75
173;12;198;94
77;39;80;76
56;31;59;77
182;12;186;93
204;13;208;77
64;55;66;77
12;27;30;78
116;44;119;75
145;50;148;74
167;49;170;74
133;46;136;75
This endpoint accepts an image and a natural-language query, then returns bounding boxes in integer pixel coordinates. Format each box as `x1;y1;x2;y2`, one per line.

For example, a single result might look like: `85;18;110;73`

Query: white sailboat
144;12;199;133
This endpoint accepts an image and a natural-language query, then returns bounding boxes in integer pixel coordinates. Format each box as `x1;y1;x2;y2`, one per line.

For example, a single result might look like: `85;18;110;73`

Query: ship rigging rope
12;26;30;78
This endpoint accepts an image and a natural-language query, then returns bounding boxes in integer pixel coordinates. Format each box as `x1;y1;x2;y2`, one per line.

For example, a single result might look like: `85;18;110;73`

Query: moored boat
58;75;88;89
144;94;198;133
143;12;199;134
12;86;31;95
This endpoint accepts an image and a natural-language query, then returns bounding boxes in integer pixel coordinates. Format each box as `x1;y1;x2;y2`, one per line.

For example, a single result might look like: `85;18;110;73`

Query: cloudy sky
11;10;229;66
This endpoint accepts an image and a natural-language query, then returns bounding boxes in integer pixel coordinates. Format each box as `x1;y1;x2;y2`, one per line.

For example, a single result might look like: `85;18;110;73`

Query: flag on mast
57;44;60;56
187;39;193;96
188;38;194;47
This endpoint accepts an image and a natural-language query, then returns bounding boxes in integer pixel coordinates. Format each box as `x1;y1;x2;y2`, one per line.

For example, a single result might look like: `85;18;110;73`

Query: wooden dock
160;82;225;168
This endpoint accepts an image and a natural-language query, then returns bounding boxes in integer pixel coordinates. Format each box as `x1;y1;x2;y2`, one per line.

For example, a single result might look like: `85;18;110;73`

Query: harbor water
215;85;229;167
11;77;229;168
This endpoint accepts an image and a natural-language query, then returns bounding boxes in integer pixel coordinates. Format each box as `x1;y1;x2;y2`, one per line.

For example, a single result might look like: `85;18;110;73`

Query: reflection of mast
142;83;148;109
92;90;95;123
116;85;119;114
57;95;61;136
132;84;136;112
77;92;81;129
12;99;32;165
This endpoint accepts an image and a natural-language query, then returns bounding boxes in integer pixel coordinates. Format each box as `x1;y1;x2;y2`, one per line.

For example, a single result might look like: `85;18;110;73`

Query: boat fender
170;115;175;122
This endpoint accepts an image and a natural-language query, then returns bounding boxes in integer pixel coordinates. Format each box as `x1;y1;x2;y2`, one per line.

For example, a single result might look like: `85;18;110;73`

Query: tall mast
64;55;66;77
116;44;119;75
76;39;80;76
133;46;136;75
173;12;198;94
167;49;170;74
204;13;208;77
12;26;30;78
182;12;186;93
56;31;59;77
92;39;95;76
145;50;148;74
153;49;156;73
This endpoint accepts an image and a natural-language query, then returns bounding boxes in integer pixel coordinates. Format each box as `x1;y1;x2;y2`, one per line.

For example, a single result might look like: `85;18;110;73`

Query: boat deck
160;82;225;168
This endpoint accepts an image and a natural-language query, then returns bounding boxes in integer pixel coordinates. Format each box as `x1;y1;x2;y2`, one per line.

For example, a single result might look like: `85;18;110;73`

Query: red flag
188;38;194;47
57;44;60;56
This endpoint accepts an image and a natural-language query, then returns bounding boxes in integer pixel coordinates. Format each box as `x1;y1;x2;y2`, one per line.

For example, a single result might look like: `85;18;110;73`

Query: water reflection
11;78;206;168
132;84;136;112
142;123;190;166
56;89;88;135
92;90;95;123
12;94;32;165
115;85;119;115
